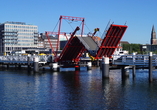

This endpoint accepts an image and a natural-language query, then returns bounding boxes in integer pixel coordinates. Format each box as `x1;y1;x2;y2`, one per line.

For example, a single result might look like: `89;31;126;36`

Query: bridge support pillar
7;64;9;69
149;52;153;82
95;60;100;67
75;66;80;71
18;64;21;69
121;66;129;79
52;63;59;72
92;60;99;67
87;62;92;70
102;57;109;79
15;64;18;68
33;57;39;73
132;65;136;78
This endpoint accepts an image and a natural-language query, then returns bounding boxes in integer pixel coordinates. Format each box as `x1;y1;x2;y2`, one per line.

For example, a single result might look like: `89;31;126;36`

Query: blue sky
1;0;157;44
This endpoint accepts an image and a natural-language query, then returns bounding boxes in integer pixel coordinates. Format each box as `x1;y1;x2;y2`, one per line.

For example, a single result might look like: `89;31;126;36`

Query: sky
1;0;157;44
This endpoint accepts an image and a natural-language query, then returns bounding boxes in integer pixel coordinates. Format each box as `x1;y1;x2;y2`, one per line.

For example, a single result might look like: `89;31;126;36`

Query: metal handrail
112;54;157;66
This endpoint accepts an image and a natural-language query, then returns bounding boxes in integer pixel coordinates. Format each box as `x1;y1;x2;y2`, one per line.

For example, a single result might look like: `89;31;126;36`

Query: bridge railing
0;55;48;63
112;54;157;66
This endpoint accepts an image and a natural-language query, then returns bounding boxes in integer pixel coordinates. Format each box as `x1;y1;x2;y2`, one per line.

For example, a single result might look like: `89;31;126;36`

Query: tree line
122;43;157;54
122;43;142;54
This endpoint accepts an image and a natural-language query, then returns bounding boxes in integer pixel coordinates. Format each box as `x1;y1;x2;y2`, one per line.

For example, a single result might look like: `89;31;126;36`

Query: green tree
122;43;142;54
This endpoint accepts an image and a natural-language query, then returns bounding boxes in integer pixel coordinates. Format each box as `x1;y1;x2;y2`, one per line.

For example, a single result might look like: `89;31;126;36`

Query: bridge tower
151;25;157;45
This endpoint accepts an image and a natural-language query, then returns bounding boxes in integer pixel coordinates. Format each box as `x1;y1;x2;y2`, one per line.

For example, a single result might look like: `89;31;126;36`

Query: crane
45;32;68;58
45;15;85;62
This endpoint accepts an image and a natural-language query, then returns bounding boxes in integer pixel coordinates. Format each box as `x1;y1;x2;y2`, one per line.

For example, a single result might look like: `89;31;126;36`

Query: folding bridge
58;24;128;64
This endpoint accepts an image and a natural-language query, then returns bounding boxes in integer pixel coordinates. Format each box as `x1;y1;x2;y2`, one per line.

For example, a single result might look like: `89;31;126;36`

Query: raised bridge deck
58;24;128;64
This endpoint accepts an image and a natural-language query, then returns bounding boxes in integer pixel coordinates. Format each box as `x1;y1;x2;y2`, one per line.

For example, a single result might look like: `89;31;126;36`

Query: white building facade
0;22;38;55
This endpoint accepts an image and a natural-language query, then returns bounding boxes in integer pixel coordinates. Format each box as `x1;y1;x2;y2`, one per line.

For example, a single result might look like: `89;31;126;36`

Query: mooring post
132;65;136;78
27;55;31;70
33;57;39;73
102;56;109;78
149;52;153;82
122;66;129;79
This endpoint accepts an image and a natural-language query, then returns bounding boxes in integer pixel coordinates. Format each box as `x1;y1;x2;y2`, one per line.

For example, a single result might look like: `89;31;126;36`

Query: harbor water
1;67;157;110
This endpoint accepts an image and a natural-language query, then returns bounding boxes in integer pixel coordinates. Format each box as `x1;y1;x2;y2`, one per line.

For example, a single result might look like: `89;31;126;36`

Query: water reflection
1;68;157;109
102;70;125;110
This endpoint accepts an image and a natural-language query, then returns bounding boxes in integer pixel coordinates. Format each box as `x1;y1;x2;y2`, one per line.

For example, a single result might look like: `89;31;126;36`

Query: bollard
102;56;109;78
33;57;39;72
149;52;153;82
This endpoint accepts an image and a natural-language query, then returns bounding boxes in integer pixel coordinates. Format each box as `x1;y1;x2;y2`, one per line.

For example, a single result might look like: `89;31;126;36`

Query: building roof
120;41;130;44
5;21;26;25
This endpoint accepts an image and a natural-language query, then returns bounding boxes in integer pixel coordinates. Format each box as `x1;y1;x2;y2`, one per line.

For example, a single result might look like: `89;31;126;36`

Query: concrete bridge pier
52;63;59;72
75;66;80;71
15;64;18;68
92;60;99;67
121;66;129;79
7;64;9;69
18;64;21;69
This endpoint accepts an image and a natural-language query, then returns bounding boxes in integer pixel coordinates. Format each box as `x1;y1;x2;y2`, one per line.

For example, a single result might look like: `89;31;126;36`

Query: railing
112;54;157;66
0;55;48;63
2;54;157;67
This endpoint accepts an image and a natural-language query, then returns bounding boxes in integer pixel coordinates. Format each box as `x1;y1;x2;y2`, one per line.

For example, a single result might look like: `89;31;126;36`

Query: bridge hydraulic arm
92;28;99;37
71;26;80;37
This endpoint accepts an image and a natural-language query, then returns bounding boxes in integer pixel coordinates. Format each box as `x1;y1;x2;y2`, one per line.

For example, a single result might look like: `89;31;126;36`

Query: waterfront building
0;21;38;55
38;36;45;48
39;33;58;51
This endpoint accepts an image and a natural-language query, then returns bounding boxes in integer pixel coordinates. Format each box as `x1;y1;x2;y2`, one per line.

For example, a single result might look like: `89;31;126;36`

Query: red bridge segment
95;24;128;59
58;37;85;62
58;27;85;63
